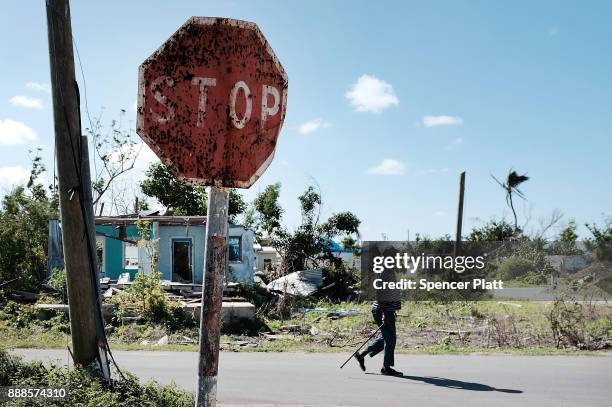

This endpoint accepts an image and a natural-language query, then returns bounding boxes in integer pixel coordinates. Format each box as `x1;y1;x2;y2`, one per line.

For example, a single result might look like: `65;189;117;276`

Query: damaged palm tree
492;170;529;232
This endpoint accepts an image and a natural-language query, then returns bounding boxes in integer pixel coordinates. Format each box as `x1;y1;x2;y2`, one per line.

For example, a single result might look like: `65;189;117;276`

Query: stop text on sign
150;75;286;130
136;17;288;188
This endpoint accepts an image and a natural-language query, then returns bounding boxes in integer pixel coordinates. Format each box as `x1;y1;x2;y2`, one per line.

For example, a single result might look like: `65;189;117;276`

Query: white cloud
298;118;331;135
0;119;37;145
25;82;51;93
345;75;399;113
9;95;43;109
366;159;406;175
422;115;463;127
0;166;30;188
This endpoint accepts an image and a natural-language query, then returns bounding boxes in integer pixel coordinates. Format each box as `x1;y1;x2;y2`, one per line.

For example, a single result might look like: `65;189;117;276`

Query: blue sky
1;0;610;240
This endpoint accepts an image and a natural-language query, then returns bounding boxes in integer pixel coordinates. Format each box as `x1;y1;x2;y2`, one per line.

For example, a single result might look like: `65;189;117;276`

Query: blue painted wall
157;225;206;283
95;224;140;280
96;222;254;284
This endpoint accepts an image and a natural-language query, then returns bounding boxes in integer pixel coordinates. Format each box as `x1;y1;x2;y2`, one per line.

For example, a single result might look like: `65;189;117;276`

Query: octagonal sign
137;17;288;188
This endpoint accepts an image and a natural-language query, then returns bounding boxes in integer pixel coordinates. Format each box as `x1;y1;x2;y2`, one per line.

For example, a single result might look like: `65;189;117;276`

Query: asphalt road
12;349;612;407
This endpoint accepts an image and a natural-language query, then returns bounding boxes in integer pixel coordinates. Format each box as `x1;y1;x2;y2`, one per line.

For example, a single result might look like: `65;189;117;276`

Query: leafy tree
467;219;515;241
552;220;580;255
0;151;58;292
248;183;361;273
560;220;578;243
243;183;283;240
585;217;612;260
492;169;529;231
341;236;357;250
140;162;246;221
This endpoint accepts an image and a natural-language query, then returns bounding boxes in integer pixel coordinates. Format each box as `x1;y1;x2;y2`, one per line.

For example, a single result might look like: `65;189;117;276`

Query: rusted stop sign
137;17;288;188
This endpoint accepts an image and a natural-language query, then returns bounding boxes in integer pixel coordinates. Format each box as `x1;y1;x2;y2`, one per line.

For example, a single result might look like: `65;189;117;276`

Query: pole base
196;375;218;407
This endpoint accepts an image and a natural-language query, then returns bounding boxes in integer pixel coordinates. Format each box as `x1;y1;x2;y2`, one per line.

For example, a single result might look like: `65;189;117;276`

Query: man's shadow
366;373;522;394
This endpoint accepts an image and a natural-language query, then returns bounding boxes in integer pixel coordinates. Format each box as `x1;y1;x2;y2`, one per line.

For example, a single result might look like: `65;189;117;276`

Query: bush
585;217;612;261
493;241;555;284
0;153;59;293
0;350;194;406
47;269;68;303
548;298;611;350
0;301;37;329
496;256;534;280
111;272;194;331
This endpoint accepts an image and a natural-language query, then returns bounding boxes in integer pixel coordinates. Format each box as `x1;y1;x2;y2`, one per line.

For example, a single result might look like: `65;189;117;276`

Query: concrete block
184;301;256;324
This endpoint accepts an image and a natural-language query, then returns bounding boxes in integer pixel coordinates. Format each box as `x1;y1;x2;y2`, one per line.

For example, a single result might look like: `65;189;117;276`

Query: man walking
354;299;402;376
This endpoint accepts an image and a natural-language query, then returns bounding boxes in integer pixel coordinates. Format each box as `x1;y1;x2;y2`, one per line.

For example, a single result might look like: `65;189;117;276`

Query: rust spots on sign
137;17;288;189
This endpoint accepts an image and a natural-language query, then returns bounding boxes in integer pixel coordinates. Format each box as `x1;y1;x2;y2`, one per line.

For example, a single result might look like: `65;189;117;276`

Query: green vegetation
0;349;194;406
0;151;58;292
2;297;609;355
140;162;246;220
244;183;361;298
108;272;195;331
46;269;67;303
585;217;612;261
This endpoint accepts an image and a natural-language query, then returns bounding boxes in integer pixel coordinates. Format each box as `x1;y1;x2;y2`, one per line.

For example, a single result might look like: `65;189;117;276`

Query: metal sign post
136;17;287;406
196;187;229;405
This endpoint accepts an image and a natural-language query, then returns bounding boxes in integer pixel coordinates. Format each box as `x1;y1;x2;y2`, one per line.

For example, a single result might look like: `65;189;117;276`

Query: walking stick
339;324;384;369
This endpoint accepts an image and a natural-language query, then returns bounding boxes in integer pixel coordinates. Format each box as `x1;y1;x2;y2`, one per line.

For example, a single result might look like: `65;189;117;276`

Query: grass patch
1;300;610;356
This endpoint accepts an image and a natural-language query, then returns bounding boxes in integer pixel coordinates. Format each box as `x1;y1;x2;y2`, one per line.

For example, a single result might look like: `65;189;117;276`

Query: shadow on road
365;373;523;394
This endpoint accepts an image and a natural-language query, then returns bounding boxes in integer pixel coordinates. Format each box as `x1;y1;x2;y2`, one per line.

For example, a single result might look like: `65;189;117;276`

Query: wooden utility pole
80;136;111;379
454;171;466;256
196;186;229;407
46;0;100;367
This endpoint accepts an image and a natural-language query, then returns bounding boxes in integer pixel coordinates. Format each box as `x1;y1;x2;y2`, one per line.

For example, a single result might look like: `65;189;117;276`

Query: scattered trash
279;325;311;334
103;287;123;299
298;307;328;314
117;273;131;284
253;271;268;286
261;333;293;340
327;309;363;320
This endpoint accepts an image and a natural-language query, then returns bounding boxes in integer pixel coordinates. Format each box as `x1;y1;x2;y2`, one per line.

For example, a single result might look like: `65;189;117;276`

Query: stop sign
136;17;288;188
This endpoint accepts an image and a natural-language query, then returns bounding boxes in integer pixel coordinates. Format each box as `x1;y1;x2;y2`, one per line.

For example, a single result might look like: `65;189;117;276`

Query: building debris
103;287;123;299
267;269;323;296
298;307;328;314
326;309;363;319
117;273;131;284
